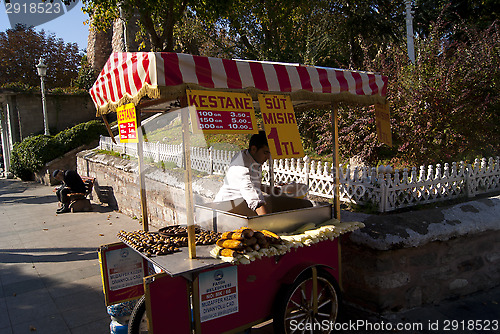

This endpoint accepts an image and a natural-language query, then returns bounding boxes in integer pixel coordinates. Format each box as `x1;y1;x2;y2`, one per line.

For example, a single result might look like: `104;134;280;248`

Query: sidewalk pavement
0;178;143;334
1;178;499;334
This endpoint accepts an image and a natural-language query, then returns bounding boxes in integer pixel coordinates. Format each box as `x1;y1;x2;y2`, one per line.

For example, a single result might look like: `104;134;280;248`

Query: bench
68;177;95;212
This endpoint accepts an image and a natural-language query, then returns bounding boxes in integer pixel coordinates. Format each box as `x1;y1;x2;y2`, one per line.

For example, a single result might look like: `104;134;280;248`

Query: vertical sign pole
136;110;149;232
182;107;196;259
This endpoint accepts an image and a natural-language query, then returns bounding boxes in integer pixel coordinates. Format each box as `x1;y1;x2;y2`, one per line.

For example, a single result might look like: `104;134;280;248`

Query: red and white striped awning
90;52;388;115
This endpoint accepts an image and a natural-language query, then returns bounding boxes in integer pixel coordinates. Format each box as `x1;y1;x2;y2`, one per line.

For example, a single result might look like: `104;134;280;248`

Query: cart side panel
146;273;191;334
199;238;339;333
278;237;340;283
99;242;146;306
199;257;280;334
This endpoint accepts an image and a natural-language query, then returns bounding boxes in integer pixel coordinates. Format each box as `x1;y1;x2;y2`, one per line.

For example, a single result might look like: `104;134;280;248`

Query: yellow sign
187;90;258;134
375;103;392;147
258;94;304;159
117;103;138;143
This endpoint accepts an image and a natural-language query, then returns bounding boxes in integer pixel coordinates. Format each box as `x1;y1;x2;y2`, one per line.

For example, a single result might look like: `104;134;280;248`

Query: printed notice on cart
188;90;258;134
259;94;305;159
199;266;238;322
117;103;138;143
105;247;144;291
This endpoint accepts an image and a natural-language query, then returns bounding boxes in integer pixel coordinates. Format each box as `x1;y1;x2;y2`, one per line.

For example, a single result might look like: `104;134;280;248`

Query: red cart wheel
273;268;341;333
128;295;149;334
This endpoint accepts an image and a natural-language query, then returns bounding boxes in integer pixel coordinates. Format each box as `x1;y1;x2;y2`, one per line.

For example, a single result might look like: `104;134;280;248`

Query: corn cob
216;239;244;250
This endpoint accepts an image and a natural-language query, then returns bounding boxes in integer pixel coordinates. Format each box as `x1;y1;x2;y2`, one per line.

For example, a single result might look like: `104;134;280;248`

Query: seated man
214;131;272;215
52;169;86;214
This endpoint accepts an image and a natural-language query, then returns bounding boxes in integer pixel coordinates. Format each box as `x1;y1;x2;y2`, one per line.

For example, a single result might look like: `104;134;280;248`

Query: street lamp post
36;57;50;135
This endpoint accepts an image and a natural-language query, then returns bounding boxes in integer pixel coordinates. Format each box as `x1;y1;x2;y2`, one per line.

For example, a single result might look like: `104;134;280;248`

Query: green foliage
10;120;108;180
296;19;500;166
0;25;82;88
10;136;64;180
0;82;37;93
73;55;97;91
82;0;230;52
221;0;405;67
384;20;500;165
54;120;108;152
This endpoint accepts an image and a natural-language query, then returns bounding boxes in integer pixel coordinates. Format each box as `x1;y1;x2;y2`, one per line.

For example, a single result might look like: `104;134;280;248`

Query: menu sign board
259;94;305;159
188;90;258;134
117;103;138;143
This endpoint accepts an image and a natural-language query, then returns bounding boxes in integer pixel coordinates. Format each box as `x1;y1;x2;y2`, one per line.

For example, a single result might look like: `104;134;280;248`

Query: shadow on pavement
0;248;98;263
0;194;57;205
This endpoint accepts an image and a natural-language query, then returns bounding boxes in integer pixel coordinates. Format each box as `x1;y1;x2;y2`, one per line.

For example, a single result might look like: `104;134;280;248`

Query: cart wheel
273;268;341;333
128;295;148;334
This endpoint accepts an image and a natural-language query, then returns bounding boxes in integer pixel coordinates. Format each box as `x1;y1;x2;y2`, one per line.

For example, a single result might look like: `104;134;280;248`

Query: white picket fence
99;136;500;212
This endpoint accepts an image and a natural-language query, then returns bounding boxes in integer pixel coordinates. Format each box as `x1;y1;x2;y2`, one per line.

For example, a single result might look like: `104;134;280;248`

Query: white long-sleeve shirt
214;150;265;211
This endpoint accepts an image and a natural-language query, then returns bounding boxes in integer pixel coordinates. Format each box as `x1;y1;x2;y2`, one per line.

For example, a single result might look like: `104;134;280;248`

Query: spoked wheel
274;268;341;333
128;295;149;334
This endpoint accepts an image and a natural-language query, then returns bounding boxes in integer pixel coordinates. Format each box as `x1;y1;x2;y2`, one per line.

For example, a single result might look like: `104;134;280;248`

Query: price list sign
259;94;304;159
117;103;138;143
187;90;258;134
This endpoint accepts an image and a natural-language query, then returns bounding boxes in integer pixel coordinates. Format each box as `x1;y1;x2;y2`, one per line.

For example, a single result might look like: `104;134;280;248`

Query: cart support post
312;266;318;314
136;110;149;231
181;107;196;259
192;276;202;333
332;104;343;292
331;104;341;220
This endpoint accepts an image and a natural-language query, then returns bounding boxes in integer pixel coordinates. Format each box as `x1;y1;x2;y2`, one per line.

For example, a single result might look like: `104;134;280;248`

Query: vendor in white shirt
214;131;272;215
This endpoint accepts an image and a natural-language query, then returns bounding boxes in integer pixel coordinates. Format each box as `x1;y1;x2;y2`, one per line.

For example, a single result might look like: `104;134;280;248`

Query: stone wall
342;231;500;312
77;150;500;313
1;92;96;142
86;17;113;74
35;141;99;186
341;198;500;313
87;15;147;73
76;150;220;227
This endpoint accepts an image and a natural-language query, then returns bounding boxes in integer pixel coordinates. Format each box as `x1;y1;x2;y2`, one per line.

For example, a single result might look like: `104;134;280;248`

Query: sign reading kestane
116;103;138;143
188;90;258;134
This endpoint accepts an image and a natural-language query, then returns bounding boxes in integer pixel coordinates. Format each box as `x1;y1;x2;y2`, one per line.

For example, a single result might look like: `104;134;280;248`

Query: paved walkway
0;178;143;334
1;178;499;334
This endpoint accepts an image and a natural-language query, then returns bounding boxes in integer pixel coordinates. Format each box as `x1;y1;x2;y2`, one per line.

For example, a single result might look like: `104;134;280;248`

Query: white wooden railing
99;136;500;212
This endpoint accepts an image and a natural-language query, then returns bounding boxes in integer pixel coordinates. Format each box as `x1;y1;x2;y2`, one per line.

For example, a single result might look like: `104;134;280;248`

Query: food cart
91;52;388;333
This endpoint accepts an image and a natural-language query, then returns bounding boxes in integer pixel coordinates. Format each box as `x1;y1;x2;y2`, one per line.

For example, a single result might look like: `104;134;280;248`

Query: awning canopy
89;52;388;115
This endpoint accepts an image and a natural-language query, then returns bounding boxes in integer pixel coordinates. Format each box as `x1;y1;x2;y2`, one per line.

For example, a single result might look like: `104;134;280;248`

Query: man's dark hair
248;131;268;150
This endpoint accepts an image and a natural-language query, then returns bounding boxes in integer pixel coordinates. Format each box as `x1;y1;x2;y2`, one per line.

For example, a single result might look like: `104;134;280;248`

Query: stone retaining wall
76;150;220;227
77;150;500;313
342;230;500;312
341;197;500;313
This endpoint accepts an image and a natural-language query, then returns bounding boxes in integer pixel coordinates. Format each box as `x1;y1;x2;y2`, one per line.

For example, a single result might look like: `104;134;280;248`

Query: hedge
10;120;108;180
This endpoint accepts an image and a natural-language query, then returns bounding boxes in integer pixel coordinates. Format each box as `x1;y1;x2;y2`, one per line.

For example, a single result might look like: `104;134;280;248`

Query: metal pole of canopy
331;103;341;221
101;114;117;144
136;110;149;232
332;103;343;292
181;107;196;259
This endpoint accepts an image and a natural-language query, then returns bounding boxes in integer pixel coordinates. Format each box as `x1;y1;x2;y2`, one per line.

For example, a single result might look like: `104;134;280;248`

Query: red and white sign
188;90;258;134
116;103;138;143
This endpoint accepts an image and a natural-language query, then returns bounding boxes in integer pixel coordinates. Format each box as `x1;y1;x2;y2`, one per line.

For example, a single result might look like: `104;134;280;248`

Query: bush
10;120;108;180
54;120;107;152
